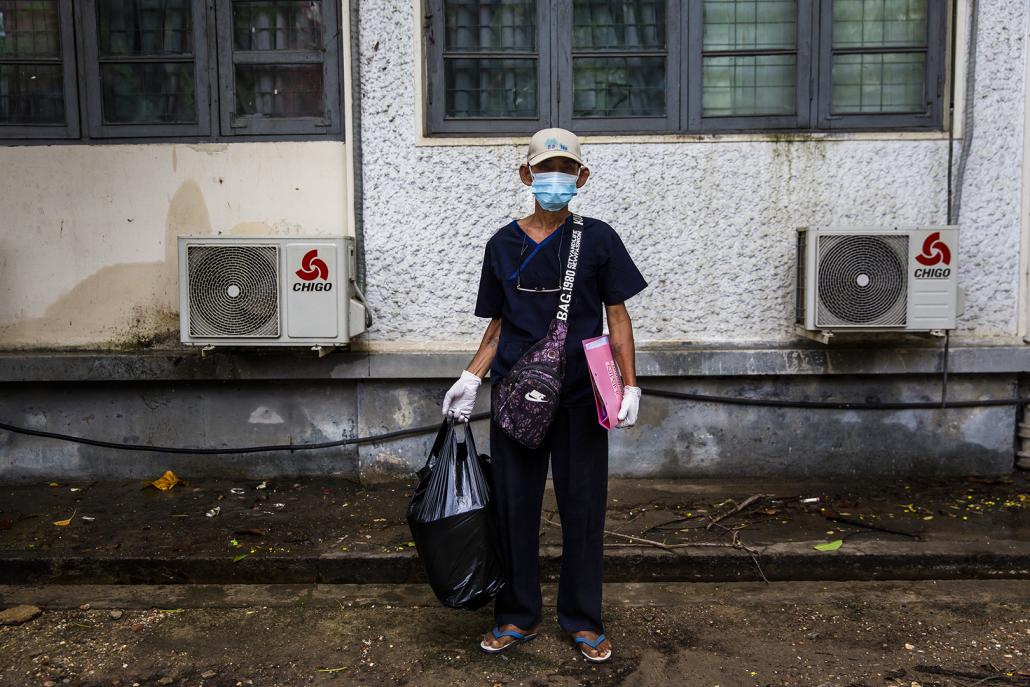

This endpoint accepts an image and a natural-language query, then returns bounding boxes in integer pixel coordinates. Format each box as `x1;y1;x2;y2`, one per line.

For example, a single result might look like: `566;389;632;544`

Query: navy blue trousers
489;383;609;634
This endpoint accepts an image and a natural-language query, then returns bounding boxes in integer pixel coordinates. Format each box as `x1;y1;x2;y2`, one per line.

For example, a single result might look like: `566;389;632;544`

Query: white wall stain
249;407;285;425
959;407;1011;451
882;412;920;433
391;388;415;427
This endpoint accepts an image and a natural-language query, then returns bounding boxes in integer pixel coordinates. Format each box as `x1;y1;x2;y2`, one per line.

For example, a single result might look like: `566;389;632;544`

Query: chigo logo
294;249;333;291
914;232;952;279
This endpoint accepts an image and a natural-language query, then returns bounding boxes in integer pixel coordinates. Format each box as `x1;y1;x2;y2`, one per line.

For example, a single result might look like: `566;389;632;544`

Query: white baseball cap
527;128;584;167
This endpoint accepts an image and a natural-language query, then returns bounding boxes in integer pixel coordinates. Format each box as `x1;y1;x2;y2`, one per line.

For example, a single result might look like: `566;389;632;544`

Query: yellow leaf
150;470;180;491
48;482;60;487
53;509;77;527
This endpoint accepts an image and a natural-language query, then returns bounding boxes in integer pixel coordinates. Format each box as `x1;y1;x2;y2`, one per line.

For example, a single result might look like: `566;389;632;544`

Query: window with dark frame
563;0;680;132
217;0;341;135
0;0;343;142
818;0;943;129
81;0;211;138
687;0;812;132
426;0;948;135
427;0;550;134
0;0;79;138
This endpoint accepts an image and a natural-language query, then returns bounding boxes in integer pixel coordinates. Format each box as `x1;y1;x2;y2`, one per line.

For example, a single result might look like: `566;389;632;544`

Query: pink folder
582;334;625;430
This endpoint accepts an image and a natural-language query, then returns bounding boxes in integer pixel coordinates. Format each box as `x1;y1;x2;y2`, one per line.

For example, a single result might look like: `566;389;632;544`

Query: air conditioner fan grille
187;245;279;337
817;234;907;326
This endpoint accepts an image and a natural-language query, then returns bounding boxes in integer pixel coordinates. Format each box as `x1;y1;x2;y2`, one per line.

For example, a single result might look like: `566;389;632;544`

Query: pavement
1;580;1028;686
0;472;1027;585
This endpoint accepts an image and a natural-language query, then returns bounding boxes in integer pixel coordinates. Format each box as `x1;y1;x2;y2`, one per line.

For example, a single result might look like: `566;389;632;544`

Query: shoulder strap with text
555;213;584;322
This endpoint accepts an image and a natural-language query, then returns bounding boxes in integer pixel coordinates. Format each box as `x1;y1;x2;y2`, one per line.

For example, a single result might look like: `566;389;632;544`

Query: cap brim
527;149;583;167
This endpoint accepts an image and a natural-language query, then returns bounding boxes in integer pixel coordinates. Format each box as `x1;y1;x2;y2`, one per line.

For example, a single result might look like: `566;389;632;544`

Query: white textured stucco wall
357;0;1026;348
0;142;350;348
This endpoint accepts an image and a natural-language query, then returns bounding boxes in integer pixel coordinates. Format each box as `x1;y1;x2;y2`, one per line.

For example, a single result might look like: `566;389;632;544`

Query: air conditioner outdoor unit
177;236;368;349
795;226;960;340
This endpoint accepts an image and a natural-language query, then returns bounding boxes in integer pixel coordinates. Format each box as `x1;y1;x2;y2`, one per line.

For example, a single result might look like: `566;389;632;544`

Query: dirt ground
1;580;1027;687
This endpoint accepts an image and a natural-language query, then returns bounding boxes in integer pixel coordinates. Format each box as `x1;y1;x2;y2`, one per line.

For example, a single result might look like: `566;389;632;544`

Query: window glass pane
703;0;796;51
573;0;665;50
0;62;63;122
235;63;324;116
445;0;534;51
573;56;664;116
0;1;60;57
233;1;322;51
100;62;195;122
702;54;796;116
832;0;927;48
831;52;925;113
97;0;192;56
444;57;536;117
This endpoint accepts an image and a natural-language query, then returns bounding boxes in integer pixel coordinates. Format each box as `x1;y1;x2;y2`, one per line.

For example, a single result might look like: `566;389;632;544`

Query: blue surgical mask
530;170;579;211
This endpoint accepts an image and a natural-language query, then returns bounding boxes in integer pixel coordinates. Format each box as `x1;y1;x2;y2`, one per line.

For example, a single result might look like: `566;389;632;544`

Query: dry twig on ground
542;515;770;583
706;494;768;530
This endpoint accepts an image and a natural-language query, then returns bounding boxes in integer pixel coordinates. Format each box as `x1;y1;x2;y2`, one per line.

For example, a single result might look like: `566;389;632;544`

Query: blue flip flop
574;633;612;663
479;626;538;654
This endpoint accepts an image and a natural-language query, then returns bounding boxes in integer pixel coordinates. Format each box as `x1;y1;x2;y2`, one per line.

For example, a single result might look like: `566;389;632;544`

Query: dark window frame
0;0;346;143
425;0;552;134
815;0;946;130
214;0;343;136
78;0;215;138
424;0;949;136
686;0;814;133
557;0;681;133
0;0;80;139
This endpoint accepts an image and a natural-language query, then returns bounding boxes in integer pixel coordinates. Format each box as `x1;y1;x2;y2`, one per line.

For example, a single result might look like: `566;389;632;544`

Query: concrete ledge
2;341;1030;382
0;373;1020;480
1;542;1026;585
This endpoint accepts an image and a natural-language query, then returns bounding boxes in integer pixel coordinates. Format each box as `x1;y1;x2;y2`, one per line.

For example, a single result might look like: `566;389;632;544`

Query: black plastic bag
406;418;506;609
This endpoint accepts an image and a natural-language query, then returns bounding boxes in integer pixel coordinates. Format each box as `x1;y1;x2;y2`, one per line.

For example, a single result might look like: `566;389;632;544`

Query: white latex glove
616;385;641;428
442;370;482;423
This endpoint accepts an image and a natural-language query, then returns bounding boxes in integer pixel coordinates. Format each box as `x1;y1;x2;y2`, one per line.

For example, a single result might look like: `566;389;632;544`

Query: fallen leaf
232;553;248;563
150;471;180;491
814;539;843;551
53;509;77;527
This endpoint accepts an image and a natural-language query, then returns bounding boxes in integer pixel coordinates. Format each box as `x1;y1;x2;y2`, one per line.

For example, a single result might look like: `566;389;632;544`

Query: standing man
442;128;647;664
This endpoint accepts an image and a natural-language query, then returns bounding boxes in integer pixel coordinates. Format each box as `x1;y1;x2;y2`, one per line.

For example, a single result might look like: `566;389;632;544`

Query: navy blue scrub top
474;214;648;408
